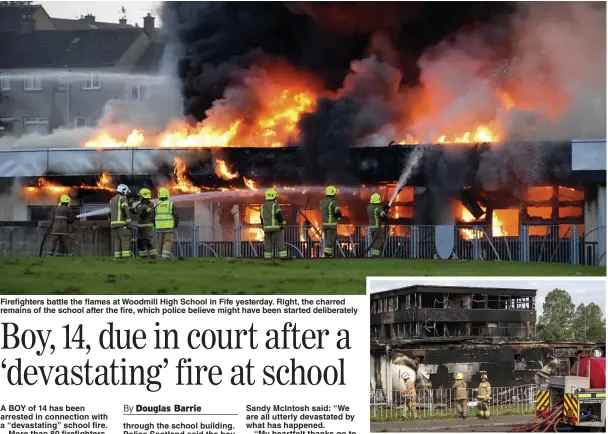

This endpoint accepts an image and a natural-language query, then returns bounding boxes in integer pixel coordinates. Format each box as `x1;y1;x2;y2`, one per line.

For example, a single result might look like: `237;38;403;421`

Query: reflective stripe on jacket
453;380;468;400
261;200;282;231
155;200;175;231
478;381;491;399
320;197;339;227
109;195;131;228
367;204;388;228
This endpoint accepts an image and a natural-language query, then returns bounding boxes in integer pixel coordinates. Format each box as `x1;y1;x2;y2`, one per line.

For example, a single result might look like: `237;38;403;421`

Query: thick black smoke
161;1;515;181
162;2;514;119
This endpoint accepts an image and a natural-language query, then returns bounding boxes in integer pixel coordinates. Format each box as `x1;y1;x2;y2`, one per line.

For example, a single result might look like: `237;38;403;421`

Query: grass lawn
0;257;604;295
370;404;535;422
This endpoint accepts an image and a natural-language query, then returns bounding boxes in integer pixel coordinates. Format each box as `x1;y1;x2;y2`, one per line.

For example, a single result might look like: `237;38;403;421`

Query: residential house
0;7;166;136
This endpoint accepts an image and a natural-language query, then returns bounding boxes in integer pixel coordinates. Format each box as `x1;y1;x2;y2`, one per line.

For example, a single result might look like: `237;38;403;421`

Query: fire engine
535;353;605;430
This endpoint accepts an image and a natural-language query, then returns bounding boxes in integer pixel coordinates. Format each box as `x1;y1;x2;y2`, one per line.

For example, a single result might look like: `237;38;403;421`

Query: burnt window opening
514;351;522;361
471;294;487;309
487;295;511;309
420;293;437;308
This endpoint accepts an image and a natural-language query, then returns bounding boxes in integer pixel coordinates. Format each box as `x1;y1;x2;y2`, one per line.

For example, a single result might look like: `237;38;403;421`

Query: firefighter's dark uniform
48;204;75;256
260;195;287;259
109;194;132;258
367;203;388;257
133;200;157;258
320;191;341;257
155;193;179;258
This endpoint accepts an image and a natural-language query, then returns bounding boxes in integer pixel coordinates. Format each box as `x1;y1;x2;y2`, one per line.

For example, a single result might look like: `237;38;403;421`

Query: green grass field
0;257;604;295
370;404;534;422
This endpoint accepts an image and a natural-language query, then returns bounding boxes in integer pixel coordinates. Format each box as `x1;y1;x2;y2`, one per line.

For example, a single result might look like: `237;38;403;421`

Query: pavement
371;414;536;432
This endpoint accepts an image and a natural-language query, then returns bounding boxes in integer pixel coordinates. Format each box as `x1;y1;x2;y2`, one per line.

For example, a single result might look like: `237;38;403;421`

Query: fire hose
38;223;53;257
508;402;564;433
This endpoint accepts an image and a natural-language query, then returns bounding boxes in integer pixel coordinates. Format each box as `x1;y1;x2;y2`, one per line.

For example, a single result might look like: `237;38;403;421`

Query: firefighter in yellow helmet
260;188;288;259
109;184;133;259
154;187;179;258
367;193;389;257
400;373;418;420
453;373;468;419
320;185;342;258
477;373;491;419
47;194;75;256
132;188;157;259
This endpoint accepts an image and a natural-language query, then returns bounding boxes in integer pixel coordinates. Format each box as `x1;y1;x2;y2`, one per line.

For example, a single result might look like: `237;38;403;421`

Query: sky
36;1;162;26
369;279;607;316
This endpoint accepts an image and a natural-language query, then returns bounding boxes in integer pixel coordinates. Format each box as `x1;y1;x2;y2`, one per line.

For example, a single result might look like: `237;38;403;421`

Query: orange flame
84;129;144;148
243;206;264;241
171;157;202;193
27;178;70;194
214;159;239;180
243;177;257;191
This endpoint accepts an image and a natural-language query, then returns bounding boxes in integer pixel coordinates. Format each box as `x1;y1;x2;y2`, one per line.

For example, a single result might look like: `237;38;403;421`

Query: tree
571;303;606;341
537;288;575;340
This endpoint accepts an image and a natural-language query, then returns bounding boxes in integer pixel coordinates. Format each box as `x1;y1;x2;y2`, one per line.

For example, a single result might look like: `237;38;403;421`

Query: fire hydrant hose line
508;403;564;433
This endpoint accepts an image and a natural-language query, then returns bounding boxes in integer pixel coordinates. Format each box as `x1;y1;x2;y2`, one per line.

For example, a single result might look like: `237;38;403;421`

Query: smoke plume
163;1;605;185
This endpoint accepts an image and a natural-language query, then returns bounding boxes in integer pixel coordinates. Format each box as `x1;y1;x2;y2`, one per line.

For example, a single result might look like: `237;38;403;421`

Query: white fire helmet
116;184;130;195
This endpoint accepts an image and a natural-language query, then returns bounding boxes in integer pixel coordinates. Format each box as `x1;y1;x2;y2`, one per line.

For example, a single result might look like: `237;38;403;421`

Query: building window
23;117;49;135
23;75;42;91
82;72;101;90
56;76;68;92
130;84;147;100
75;117;87;127
0;73;10;91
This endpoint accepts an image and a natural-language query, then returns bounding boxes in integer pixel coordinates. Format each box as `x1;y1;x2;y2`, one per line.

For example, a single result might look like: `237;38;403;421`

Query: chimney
119;17;127;25
20;14;35;33
82;14;95;23
143;12;155;35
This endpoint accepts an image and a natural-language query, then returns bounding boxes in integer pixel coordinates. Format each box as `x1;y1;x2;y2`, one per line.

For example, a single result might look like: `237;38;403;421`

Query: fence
0;223;605;265
370;384;537;421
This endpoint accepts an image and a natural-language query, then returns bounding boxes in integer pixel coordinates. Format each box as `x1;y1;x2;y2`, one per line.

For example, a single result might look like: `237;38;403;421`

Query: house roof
133;42;165;73
51;17;132;30
0;4;45;31
0;28;146;69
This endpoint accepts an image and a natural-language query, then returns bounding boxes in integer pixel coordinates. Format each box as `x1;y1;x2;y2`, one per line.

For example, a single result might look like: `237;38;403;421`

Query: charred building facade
0;139;605;262
370;285;536;340
370;285;605;392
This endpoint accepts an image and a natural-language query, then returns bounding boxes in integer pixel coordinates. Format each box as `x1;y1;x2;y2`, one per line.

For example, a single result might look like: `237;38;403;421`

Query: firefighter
477;373;491;419
453;373;468;419
260;188;287;259
367;193;389;257
109;184;133;259
320;185;342;258
132;188;157;259
47;194;75;256
401;373;418;420
155;187;179;259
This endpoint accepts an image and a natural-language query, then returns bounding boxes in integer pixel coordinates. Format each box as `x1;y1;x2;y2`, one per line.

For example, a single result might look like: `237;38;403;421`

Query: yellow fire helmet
265;188;278;200
139;188;152;199
158;187;170;199
455;373;464;380
58;194;71;205
481;374;488;380
326;185;337;196
370;193;381;204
